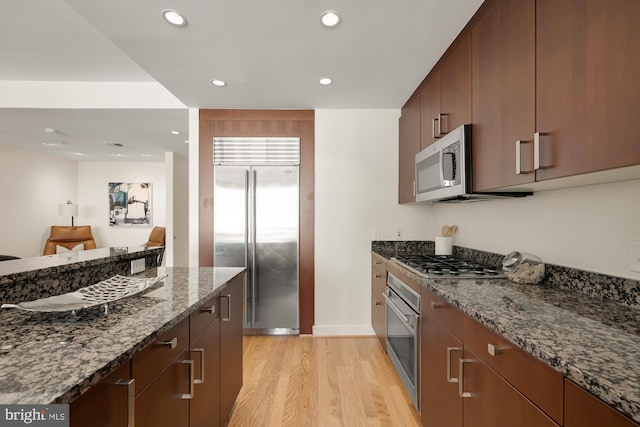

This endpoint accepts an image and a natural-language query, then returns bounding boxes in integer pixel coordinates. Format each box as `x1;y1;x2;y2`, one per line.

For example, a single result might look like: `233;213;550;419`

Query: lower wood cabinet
371;253;387;348
70;361;133;427
190;316;221;427
220;274;244;426
565;379;640;427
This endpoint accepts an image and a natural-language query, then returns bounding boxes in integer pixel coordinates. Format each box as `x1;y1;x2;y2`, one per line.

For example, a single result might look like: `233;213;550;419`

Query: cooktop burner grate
393;254;504;278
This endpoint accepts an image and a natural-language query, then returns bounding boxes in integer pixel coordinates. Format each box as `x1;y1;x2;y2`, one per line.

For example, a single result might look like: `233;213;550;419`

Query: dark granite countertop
0;246;162;282
376;251;640;423
0;266;244;405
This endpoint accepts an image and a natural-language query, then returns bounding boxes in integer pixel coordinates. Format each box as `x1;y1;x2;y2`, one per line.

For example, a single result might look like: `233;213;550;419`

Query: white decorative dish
1;274;167;313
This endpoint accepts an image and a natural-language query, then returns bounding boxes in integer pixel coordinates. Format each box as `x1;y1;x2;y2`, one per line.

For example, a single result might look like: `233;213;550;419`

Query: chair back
146;226;166;247
43;226;97;255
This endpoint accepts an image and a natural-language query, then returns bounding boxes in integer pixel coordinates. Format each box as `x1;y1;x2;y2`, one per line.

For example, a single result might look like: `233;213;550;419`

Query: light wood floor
228;336;422;427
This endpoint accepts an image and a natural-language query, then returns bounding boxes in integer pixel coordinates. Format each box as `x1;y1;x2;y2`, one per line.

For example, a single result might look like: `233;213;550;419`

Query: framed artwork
108;182;152;227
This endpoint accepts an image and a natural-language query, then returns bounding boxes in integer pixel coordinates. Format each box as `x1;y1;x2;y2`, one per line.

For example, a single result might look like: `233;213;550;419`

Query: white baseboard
312;324;375;336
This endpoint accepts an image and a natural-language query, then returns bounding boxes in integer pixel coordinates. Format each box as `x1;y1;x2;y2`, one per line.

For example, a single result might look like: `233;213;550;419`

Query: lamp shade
59;203;78;217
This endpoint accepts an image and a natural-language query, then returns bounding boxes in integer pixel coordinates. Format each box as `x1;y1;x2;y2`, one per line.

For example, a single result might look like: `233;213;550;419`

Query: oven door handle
383;292;417;331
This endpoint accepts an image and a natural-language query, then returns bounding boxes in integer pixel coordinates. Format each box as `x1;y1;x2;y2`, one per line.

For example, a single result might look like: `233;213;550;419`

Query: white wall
77;162;166;248
166;152;189;267
0;146;78;257
314;109;432;336
433;178;640;280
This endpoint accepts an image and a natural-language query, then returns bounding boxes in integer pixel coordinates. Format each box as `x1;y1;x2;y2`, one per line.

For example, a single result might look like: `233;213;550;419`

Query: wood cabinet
70;361;133;427
471;0;536;191
472;0;640;191
190;293;222;427
399;90;421;204
535;0;640;181
420;309;462;427
371;253;387;348
419;288;561;427
421;31;472;150
219;274;244;426
565;379;640;427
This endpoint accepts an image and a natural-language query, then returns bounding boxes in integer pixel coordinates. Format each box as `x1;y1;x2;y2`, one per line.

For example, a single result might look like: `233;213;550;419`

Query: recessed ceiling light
210;79;227;87
162;9;187;27
320;11;341;28
170;130;181;135
71;152;87;156
141;153;155;157
319;78;333;86
106;142;125;148
44;127;57;134
42;141;67;147
184;140;190;144
111;153;125;157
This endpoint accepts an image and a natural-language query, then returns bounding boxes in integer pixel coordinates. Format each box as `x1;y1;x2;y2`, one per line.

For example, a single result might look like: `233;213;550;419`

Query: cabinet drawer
372;253;387;276
371;291;385;349
190;295;219;341
132;319;189;394
371;267;386;297
421;288;463;340
463;316;563;424
565;379;639;427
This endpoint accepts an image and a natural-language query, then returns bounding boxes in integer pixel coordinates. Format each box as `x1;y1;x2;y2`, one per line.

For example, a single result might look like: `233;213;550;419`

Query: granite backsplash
372;240;640;309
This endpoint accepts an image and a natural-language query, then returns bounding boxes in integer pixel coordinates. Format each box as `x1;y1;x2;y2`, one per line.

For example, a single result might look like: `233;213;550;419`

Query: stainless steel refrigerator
213;137;300;335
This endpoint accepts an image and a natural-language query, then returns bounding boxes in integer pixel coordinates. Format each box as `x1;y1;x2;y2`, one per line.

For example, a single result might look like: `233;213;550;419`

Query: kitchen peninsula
0;250;245;426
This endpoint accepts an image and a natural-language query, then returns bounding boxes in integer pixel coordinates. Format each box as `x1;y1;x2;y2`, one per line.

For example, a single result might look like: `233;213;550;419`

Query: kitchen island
0;266;244;406
374;248;640;425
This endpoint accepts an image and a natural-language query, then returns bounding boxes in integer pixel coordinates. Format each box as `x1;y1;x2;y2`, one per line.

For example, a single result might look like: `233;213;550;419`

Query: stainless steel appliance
415;124;531;203
392;254;505;279
385;272;420;409
213;137;300;335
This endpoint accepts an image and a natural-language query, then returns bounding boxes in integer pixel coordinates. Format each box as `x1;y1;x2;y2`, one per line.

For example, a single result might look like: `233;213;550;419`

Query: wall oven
385;272;420;409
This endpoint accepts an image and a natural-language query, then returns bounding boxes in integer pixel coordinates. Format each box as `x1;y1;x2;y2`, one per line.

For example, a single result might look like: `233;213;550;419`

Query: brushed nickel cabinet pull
438;113;445;135
447;347;463;383
192;348;205;384
115;379;135;427
431;300;442;309
432;118;439;139
221;295;231;322
181;359;195;399
515;140;532;174
375;274;383;278
160;337;177;350
534;132;541;170
487;343;501;356
459;359;472;398
201;306;215;314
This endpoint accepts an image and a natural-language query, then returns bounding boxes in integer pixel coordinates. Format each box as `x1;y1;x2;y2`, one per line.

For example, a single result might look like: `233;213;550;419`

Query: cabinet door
191;317;221;427
420;70;442;150
471;0;536;191
440;31;472;136
536;0;640;181
220;274;244;426
135;350;191;427
399;90;421;204
70;361;133;427
371;291;385;349
461;349;559;427
565;380;639;427
420;314;462;427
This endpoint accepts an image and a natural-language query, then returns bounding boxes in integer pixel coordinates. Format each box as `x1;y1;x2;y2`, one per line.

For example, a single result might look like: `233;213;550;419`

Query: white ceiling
0;0;484;161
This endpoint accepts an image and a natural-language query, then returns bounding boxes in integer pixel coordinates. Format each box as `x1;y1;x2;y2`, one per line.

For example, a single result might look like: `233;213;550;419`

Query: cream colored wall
314;109;432;335
432;178;640;280
77;161;166;249
0;146;78;257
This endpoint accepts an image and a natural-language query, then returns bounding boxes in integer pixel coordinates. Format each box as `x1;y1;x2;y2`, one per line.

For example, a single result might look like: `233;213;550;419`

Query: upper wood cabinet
535;0;640;181
472;0;640;192
471;0;536;191
398;90;421;204
421;32;472;150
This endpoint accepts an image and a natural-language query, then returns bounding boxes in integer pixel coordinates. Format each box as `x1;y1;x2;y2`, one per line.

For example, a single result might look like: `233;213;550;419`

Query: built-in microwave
415;124;532;203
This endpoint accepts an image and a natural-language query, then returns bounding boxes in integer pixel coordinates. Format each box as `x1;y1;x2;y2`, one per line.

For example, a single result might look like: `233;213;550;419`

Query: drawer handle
161;337;178;350
487;343;501;356
459;359;472;398
115;379;135;427
221;295;231;322
192;348;205;384
181;359;195;399
374;261;382;265
201;306;216;314
375;274;383;278
446;347;463;383
375;300;383;306
431;301;442;309
515;140;532;175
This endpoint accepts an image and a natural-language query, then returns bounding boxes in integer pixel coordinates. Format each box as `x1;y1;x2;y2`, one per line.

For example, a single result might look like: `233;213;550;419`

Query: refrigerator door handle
251;168;258;326
244;169;251;327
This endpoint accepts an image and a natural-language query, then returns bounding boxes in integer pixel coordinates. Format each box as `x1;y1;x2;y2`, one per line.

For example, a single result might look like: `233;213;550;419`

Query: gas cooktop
392;254;505;279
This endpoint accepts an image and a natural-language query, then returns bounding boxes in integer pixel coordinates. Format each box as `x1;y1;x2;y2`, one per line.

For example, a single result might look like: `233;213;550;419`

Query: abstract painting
108;182;152;227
